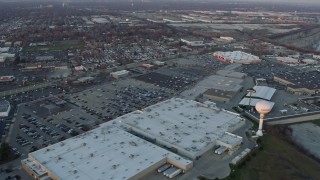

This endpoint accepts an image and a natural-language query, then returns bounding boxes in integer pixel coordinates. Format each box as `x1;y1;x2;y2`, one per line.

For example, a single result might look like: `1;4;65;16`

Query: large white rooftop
112;98;244;159
214;51;260;62
25;125;192;180
0;100;10;112
110;70;130;76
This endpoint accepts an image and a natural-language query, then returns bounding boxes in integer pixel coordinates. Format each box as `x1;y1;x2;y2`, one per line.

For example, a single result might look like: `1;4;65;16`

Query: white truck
157;164;171;173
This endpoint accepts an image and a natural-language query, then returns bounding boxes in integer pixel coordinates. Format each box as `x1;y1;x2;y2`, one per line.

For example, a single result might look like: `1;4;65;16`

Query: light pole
255;100;272;136
247;88;256;112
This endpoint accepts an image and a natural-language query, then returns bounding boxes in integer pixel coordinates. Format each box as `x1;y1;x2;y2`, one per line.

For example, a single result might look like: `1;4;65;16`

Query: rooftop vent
129;141;137;146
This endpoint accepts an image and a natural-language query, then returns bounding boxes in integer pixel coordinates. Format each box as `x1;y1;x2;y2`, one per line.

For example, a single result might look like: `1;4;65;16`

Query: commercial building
302;59;318;64
213;51;261;64
180;38;204;47
274;71;320;95
110;70;130;79
35;56;55;62
219;36;235;42
22;98;245;180
0;53;15;62
239;86;276;111
73;77;95;84
163;18;186;23
0;47;10;53
153;61;165;66
141;64;156;70
216;132;243;150
245;86;276;101
0;100;11;117
115;98;245;159
275;57;299;64
0;76;15;83
202;89;236;103
22;125;192;180
239;98;275;110
74;65;87;71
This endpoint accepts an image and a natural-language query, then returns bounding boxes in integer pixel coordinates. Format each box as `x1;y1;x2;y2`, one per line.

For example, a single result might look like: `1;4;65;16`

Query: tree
13;56;20;65
0;143;10;161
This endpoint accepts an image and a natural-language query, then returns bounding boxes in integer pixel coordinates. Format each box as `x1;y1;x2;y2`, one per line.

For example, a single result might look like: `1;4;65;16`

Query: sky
0;0;319;4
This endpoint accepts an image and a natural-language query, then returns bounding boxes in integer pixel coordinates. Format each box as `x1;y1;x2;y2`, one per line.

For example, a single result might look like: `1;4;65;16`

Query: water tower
255;100;272;136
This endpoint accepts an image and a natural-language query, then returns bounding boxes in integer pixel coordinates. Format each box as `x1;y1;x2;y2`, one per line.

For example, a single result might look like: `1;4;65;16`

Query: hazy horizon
0;0;319;3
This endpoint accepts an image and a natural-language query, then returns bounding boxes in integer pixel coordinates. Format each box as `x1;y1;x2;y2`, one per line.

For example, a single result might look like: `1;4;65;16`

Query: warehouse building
216;132;243;150
115;98;245;159
0;75;15;83
22;125;193;180
110;70;130;79
0;53;15;62
213;51;261;64
275;57;299;64
245;86;276;101
274;71;320;95
202;89;236;103
302;59;318;64
0;100;11;117
239;86;276;111
239;98;275;111
180;38;204;47
22;98;245;180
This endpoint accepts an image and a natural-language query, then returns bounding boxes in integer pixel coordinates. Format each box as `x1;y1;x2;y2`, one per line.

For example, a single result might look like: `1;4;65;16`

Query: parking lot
68;78;173;121
7;97;99;157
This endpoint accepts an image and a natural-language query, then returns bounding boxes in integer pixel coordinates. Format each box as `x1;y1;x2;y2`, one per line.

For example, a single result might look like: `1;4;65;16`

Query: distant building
0;47;10;53
302;59;318;64
35;56;54;62
213;51;261;64
146;19;166;23
74;65;87;71
313;55;320;60
73;77;95;84
4;41;12;47
110;70;130;79
0;53;15;62
163;18;186;23
0;100;11;117
0;76;15;83
181;38;204;47
219;36;235;42
153;61;165;66
274;71;320;95
275;57;299;64
141;63;156;70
